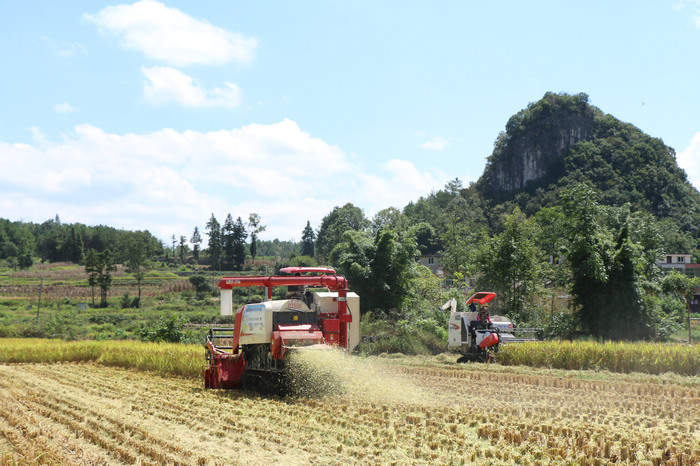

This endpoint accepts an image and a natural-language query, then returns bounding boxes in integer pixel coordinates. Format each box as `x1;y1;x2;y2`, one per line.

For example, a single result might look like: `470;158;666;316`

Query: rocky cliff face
491;114;595;191
478;92;597;197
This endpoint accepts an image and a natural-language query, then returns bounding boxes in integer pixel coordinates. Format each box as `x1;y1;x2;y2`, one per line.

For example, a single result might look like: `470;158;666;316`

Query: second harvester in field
202;267;359;395
447;292;544;362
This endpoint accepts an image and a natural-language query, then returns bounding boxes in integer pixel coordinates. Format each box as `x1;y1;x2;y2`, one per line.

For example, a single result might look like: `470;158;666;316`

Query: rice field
498;340;700;376
0;340;698;465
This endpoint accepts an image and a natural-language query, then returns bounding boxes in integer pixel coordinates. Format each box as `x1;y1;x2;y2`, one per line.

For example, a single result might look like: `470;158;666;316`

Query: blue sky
2;0;700;242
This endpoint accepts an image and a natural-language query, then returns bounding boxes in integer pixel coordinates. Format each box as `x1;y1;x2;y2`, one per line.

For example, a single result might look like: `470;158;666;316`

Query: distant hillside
475;92;700;240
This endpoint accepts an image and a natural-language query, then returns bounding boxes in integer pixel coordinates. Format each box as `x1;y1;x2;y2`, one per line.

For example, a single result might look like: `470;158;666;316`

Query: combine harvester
446;292;544;362
202;267;359;394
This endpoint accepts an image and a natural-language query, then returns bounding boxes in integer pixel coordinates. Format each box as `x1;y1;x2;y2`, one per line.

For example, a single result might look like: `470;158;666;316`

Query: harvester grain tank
202;267;359;394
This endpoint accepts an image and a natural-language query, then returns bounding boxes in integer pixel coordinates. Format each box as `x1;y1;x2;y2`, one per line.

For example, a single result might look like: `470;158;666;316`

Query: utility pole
36;278;43;323
689;300;693;345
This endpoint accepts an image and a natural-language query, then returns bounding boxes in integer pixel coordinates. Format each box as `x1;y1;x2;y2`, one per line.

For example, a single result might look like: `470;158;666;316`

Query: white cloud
142;66;241;108
357;159;449;216
678;131;700;189
419;136;450;150
674;0;700;26
0;120;390;241
41;36;88;58
1;114;458;243
0;122;446;241
84;0;257;66
54;102;77;114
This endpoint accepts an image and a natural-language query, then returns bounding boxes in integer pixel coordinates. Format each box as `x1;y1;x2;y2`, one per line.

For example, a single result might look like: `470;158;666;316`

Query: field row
0;352;698;464
0;280;191;300
2;338;698;378
497;340;700;375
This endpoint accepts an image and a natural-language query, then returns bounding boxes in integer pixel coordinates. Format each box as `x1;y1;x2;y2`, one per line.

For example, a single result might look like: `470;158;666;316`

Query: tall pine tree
301;221;315;257
205;214;222;270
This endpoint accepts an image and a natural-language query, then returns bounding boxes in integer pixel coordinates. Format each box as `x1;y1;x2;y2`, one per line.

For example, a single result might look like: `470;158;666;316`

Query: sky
2;1;700;243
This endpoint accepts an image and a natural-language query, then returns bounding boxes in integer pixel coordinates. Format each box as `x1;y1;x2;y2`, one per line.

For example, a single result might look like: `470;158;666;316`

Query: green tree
221;214;235;270
330;229;417;316
0;219;35;267
300;221;315;257
371;207;410;235
247;213;265;262
190;226;202;263
178;235;187;264
606;221;652;340
138;314;186;343
123;232;151;306
409;222;441;255
532;206;569;286
34;218;84;263
84;248;100;305
561;184;656;340
561;184;611;338
97;249;117;308
662;271;699;344
64;226;84;264
475;207;543;322
440;196;485;277
232;216;247;269
189;275;213;295
205;214;222;270
17;244;33;270
316;203;369;262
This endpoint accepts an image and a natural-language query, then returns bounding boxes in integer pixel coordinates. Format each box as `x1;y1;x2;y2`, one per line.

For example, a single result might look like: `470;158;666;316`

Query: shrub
88;313;127;325
357;312;446;356
120;292;140;309
547;311;582;339
189;275;213;294
138;314;187;343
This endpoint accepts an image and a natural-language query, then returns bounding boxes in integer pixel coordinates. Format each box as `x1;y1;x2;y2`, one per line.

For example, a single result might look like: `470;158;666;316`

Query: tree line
310;181;696;341
0;216;163;269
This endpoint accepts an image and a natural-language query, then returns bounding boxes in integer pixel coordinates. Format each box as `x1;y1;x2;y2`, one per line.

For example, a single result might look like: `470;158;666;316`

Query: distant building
658;254;700;312
658;254;700;277
418;254;444;276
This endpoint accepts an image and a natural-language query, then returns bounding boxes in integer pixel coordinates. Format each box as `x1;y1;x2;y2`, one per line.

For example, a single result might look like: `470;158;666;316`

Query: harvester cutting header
203;267;359;394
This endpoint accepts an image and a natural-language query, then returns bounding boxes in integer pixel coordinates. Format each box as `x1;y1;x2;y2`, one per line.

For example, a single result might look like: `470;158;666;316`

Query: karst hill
473;92;700;242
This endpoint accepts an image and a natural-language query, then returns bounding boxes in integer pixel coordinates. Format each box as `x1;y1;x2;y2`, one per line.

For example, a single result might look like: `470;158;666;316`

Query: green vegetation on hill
475;92;700;255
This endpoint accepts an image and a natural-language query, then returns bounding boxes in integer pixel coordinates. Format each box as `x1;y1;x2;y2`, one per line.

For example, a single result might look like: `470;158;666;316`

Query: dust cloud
286;349;431;405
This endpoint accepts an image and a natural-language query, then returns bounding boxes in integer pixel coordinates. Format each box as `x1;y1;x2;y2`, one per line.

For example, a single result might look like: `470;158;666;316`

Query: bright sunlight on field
0;339;698;464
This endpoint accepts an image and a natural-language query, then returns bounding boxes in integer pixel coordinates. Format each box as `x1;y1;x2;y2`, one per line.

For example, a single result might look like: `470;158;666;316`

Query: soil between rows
0;359;698;465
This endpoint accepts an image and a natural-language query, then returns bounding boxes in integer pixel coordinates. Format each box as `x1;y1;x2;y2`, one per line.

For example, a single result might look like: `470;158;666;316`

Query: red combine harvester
447;292;500;362
447;292;544;362
202;267;359;394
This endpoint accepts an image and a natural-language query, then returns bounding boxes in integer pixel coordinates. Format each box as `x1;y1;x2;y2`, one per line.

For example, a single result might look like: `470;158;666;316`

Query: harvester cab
203;267;360;394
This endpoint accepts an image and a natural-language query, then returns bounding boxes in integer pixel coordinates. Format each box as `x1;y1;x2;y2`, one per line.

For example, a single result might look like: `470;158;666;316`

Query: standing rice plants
0;339;201;378
0;339;101;364
96;340;201;378
498;340;700;375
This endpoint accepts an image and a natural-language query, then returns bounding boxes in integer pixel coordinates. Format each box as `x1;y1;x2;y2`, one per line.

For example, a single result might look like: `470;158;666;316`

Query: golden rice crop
497;340;700;375
0;338;201;379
